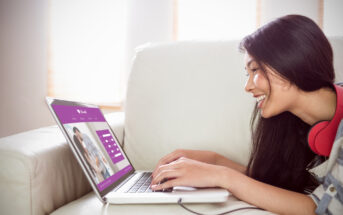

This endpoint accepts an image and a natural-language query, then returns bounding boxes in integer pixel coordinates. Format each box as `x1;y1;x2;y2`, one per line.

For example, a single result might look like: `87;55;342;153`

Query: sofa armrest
0;126;92;215
0;112;125;215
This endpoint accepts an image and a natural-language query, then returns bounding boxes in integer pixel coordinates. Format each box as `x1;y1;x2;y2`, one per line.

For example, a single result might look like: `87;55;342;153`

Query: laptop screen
51;102;133;193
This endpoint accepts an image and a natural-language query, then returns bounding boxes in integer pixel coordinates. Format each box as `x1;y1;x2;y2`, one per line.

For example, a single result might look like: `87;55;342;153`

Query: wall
323;0;343;36
0;0;54;137
0;0;175;138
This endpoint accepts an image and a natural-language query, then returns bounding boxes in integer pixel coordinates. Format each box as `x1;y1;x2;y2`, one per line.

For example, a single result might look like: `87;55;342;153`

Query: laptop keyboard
126;172;153;193
120;172;173;193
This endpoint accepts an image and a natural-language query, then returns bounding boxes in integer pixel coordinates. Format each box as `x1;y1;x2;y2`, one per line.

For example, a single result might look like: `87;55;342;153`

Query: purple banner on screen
97;165;133;191
52;104;105;124
96;129;125;164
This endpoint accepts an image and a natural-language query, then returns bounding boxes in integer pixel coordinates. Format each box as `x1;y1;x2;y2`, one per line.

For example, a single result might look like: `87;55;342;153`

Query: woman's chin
261;109;280;119
260;109;272;118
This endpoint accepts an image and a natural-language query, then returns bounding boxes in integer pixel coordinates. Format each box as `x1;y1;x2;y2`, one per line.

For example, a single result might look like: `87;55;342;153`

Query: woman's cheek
253;74;262;86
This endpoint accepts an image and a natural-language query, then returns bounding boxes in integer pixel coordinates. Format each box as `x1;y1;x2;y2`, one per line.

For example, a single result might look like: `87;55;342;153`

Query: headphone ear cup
308;121;329;155
307;85;343;156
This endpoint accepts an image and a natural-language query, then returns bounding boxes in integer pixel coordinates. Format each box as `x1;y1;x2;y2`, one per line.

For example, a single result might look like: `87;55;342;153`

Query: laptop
46;97;229;204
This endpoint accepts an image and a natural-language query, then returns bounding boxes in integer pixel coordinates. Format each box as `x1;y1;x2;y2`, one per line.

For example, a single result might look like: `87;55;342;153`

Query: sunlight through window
49;0;127;105
177;0;257;40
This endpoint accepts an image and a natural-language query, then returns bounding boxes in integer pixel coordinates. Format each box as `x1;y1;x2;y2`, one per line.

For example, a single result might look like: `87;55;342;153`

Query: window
49;0;127;106
176;0;257;40
48;1;257;107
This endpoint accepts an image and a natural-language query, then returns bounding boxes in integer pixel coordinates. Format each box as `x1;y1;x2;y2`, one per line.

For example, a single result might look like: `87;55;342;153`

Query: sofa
1;38;342;215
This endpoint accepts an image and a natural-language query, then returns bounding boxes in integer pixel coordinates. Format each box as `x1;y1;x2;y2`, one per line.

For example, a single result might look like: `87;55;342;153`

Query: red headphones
308;84;343;156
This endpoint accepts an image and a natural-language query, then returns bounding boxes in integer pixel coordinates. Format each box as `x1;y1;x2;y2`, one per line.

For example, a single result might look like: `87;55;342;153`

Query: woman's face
244;53;295;118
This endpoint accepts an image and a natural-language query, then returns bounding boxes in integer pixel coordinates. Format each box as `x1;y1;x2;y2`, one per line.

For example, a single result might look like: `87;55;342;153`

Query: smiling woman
151;15;342;214
242;17;342;204
240;14;335;194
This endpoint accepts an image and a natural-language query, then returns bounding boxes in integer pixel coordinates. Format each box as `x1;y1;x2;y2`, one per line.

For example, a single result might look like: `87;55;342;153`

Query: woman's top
309;119;343;214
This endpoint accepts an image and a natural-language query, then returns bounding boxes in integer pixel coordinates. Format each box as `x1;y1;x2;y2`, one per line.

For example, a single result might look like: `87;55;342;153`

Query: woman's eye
251;68;259;73
245;67;259;77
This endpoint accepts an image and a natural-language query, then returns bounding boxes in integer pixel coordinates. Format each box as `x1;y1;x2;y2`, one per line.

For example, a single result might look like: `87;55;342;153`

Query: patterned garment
309;119;343;214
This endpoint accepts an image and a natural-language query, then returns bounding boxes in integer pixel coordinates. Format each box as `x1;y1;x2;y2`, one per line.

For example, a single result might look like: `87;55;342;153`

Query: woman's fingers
152;151;183;176
151;169;180;186
151;159;183;183
151;178;179;191
151;157;225;191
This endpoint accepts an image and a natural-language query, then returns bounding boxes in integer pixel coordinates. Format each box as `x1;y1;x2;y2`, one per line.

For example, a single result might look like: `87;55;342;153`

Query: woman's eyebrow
246;60;256;69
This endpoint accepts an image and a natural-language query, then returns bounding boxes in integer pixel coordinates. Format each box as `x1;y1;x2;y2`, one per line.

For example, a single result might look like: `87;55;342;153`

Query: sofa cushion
50;192;275;215
124;41;255;170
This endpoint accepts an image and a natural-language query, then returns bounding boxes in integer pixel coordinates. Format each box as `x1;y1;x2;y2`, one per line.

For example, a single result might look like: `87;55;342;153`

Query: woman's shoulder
308;120;343;214
328;119;343;167
308;119;343;178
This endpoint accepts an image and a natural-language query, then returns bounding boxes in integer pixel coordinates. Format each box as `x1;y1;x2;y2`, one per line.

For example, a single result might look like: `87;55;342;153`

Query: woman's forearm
213;152;247;173
217;167;316;215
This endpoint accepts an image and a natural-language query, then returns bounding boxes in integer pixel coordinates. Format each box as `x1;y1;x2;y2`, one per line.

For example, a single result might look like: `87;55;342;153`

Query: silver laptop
46;97;229;204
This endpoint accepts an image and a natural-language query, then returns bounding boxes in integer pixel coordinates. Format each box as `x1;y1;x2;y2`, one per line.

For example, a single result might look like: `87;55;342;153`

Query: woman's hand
152;149;216;176
151;157;227;191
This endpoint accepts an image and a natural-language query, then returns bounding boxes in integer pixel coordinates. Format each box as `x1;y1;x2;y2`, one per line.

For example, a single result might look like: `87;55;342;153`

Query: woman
150;15;343;214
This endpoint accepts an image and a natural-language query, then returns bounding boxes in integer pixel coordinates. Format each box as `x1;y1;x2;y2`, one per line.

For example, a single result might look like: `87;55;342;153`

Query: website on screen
52;104;132;191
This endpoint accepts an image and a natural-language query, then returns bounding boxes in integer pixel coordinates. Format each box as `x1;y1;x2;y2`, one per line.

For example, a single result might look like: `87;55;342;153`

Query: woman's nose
244;76;254;93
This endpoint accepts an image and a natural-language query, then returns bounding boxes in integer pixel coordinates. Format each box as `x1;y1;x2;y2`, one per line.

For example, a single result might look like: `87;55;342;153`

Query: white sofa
1;38;342;215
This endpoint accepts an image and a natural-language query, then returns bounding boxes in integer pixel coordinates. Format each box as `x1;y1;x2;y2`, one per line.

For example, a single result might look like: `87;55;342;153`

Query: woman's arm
151;158;316;215
213;152;246;173
152;149;246;175
220;167;316;215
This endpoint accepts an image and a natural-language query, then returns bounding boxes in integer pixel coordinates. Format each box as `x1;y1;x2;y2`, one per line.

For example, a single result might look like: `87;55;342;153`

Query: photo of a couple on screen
72;126;113;184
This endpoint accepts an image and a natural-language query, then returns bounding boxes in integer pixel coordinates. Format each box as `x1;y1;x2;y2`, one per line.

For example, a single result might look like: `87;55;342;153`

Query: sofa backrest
124;40;254;170
124;38;343;170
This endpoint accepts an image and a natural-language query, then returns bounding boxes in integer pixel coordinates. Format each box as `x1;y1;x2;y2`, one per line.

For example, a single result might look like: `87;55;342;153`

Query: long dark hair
239;15;335;193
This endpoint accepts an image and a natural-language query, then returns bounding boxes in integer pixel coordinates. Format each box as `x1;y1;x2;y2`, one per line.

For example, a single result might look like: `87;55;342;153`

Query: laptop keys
126;172;153;193
125;172;172;193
